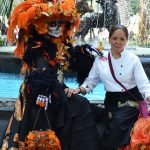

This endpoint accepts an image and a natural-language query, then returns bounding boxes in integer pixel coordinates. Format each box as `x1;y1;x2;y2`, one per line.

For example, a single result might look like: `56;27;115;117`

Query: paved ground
0;110;12;145
0;99;14;144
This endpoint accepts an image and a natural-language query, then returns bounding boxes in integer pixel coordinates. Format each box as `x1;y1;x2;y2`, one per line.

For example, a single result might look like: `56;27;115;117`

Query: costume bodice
23;35;71;84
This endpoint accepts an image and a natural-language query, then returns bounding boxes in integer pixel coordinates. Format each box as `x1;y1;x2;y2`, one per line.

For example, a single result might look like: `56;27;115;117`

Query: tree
138;0;148;45
117;0;130;26
130;0;140;16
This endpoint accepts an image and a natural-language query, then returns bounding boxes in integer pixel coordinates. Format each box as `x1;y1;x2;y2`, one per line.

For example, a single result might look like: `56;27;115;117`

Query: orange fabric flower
130;117;150;149
36;100;45;107
25;130;61;150
121;117;150;150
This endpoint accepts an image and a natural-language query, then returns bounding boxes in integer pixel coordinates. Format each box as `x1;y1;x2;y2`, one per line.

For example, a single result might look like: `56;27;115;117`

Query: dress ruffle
120;116;150;150
130;117;150;150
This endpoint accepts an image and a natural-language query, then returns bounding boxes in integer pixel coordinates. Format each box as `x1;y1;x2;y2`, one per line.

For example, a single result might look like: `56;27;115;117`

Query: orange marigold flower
27;132;35;140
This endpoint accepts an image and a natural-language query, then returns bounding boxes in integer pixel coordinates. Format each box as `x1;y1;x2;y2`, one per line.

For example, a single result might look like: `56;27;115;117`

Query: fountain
0;0;150;76
75;0;120;41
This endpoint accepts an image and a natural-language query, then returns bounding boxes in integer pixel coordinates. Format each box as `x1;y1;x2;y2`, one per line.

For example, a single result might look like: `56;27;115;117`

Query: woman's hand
146;96;150;103
64;88;81;97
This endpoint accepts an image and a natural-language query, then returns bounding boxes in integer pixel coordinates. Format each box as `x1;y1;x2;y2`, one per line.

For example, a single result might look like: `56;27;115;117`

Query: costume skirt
0;82;100;150
99;87;141;149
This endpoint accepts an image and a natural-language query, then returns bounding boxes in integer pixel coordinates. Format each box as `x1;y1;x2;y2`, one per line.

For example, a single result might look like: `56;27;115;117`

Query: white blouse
82;50;150;99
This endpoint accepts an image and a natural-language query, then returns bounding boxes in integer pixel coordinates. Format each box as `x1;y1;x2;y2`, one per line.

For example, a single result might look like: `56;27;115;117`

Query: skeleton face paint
48;21;63;37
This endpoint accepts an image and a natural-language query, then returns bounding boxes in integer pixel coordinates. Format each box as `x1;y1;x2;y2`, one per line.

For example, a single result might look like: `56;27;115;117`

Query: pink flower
99;56;108;61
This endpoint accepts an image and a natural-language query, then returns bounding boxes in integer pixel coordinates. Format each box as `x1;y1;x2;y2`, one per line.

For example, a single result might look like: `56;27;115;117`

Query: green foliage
0;34;7;46
0;37;4;46
128;33;150;48
129;0;140;16
148;1;150;14
130;0;150;16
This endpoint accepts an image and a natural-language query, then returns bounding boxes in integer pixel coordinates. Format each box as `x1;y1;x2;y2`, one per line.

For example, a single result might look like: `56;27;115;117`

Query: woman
65;25;150;150
1;0;101;149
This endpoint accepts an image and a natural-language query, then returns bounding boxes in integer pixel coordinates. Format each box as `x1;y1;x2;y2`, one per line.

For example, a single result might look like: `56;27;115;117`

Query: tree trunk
117;0;130;26
138;0;148;45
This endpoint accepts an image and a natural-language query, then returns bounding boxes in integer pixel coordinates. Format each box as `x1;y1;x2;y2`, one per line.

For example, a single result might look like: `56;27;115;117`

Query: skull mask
48;21;63;37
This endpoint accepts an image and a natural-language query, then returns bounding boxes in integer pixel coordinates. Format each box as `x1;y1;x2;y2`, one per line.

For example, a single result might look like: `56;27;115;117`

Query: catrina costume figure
1;0;103;149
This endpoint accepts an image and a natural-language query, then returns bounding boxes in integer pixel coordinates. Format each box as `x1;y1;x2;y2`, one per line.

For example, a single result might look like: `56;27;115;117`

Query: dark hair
109;25;128;39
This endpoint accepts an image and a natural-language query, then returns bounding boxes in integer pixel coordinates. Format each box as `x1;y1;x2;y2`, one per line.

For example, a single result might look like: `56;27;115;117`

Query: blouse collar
109;49;126;60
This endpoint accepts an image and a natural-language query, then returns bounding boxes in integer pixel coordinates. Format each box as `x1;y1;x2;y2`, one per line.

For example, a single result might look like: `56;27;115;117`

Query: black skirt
98;87;141;149
1;81;100;150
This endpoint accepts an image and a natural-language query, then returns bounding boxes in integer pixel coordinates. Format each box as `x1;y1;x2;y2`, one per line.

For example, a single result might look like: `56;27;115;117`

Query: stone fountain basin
1;46;150;74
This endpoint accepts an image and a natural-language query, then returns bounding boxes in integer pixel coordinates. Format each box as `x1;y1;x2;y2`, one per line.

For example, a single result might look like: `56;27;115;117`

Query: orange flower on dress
130;117;150;150
121;117;150;150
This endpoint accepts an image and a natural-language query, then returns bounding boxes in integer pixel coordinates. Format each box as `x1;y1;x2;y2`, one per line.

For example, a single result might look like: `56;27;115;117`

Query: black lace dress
1;35;102;150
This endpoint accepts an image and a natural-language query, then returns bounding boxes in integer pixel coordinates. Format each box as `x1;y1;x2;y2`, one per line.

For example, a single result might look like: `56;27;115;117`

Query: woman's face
109;29;128;54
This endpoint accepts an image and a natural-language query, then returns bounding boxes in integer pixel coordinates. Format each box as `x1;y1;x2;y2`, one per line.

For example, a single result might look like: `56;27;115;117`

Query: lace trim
118;100;139;109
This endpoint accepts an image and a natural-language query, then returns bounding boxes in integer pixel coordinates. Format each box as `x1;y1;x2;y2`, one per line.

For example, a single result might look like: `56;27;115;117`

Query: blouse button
120;73;121;75
121;65;123;67
122;89;124;91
